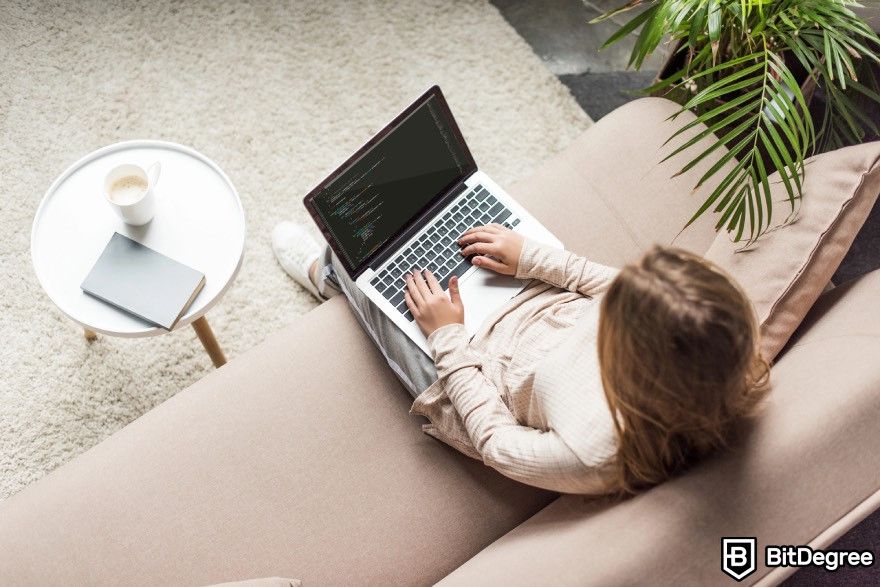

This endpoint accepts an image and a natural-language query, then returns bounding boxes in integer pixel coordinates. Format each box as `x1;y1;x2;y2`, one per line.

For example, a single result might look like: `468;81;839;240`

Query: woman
272;221;770;495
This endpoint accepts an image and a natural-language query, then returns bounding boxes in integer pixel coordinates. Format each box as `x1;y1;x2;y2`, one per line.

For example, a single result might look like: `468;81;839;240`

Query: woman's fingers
461;241;497;257
461;223;508;241
405;273;424;305
458;231;496;246
404;291;420;316
424;270;442;295
473;255;508;273
477;223;502;233
410;269;431;298
448;275;463;307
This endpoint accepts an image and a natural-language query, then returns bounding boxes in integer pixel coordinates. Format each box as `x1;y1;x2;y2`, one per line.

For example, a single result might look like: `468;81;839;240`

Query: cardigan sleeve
514;238;619;297
426;324;608;494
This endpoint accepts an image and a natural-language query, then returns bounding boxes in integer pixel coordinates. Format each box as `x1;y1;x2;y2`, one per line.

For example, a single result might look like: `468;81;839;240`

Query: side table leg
84;328;98;342
192;316;227;368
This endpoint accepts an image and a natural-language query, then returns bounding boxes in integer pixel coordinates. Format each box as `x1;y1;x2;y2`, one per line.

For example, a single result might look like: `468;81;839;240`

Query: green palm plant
593;0;880;245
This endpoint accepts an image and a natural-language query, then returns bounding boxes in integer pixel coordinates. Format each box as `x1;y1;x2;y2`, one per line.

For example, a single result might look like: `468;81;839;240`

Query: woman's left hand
404;269;464;336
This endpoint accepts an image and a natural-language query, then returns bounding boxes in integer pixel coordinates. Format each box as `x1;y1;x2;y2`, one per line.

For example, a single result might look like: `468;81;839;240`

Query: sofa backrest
508;98;732;266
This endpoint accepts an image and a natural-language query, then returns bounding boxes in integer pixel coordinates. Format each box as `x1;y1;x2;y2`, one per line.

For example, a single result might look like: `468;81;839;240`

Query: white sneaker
272;221;323;299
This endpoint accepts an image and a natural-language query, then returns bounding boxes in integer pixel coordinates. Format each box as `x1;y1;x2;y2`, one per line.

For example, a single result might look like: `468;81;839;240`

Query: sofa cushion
705;142;880;360
439;268;880;586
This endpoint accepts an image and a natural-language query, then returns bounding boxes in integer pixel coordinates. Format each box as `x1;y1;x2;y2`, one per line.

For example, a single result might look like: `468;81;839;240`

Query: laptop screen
308;91;473;272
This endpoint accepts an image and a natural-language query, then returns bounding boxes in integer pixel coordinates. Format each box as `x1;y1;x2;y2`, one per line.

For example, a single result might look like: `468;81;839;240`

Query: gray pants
316;246;437;398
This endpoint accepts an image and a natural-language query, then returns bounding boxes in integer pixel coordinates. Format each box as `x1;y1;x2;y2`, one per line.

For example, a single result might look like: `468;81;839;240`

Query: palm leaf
677;47;809;242
589;0;651;24
597;6;656;51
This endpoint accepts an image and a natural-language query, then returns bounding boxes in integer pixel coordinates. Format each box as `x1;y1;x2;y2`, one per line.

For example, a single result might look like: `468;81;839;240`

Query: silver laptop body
304;86;562;354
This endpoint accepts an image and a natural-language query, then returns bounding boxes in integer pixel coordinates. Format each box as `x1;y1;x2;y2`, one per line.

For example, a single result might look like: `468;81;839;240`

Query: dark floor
491;0;880;584
492;0;668;119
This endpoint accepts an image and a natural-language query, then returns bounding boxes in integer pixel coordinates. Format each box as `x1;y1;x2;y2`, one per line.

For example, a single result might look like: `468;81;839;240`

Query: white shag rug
0;0;590;500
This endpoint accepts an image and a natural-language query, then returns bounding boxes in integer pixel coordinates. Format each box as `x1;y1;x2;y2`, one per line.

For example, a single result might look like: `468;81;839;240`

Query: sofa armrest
440;269;880;586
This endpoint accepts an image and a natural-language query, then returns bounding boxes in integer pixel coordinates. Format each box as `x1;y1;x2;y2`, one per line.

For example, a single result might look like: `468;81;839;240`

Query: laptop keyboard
369;184;520;322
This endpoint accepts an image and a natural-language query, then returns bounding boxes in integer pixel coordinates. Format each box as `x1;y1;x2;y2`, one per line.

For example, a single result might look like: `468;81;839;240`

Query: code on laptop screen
311;94;470;270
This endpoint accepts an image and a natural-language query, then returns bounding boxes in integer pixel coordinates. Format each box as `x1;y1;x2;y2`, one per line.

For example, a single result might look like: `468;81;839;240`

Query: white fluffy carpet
0;0;590;500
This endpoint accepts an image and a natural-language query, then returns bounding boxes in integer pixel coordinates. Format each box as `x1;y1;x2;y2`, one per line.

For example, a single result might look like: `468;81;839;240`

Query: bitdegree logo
766;545;874;572
722;537;875;580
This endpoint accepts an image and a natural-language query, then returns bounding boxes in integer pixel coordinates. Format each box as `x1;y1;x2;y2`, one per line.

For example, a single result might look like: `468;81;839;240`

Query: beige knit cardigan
411;239;620;494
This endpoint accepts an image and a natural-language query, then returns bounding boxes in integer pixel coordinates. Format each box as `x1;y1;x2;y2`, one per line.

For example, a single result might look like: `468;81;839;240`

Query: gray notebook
81;233;206;330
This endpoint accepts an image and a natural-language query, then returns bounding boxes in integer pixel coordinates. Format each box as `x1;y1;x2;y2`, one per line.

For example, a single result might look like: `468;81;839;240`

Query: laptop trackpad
459;267;524;335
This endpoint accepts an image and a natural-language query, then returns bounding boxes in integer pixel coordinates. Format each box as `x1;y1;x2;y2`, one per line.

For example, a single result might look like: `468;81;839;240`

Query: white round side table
31;140;245;367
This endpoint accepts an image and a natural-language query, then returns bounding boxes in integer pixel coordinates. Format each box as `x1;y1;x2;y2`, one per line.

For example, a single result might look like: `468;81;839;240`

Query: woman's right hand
457;223;524;276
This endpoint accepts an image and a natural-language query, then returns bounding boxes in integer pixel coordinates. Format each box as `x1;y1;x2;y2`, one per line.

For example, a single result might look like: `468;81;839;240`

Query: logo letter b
722;537;757;581
729;546;749;567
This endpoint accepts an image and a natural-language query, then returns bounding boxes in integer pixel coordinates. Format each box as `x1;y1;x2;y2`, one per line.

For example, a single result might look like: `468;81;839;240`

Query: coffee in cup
108;175;149;205
103;162;161;225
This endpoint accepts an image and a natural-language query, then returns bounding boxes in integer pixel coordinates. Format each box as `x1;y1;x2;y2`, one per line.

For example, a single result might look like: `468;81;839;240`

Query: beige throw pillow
705;142;880;361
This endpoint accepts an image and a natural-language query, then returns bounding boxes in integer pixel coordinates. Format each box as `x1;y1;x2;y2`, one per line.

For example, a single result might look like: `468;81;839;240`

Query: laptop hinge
368;179;470;271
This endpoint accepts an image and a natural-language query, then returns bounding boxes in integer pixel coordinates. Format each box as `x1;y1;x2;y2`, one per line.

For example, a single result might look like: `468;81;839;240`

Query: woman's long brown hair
598;245;769;496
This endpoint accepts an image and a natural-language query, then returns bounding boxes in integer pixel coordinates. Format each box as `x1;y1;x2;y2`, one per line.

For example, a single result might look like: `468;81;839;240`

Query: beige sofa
2;98;880;586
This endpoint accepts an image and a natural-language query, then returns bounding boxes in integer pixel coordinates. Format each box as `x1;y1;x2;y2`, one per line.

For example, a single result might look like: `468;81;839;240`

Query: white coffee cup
104;162;161;226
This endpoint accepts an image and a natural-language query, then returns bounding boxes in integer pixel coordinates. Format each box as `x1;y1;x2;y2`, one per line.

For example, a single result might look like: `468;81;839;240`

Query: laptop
304;86;562;354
